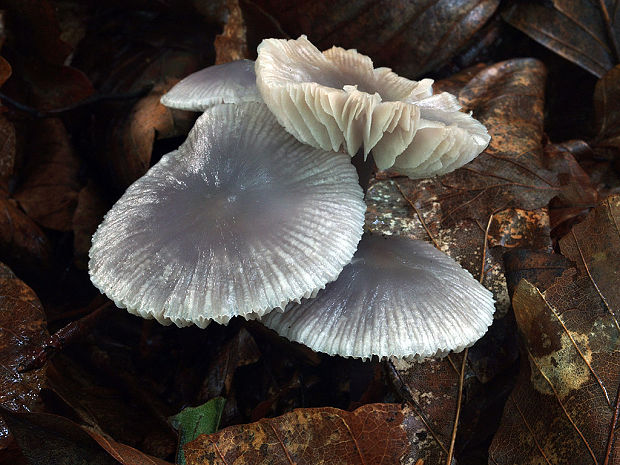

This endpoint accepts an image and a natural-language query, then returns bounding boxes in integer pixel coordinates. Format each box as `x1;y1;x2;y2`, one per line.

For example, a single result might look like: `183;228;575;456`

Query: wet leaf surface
489;195;620;464
185;403;408;465
0;263;48;448
242;0;500;78
503;0;620;78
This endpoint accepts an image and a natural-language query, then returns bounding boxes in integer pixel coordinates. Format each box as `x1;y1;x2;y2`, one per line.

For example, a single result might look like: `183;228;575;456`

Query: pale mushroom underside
89;102;366;328
160;59;260;111
255;35;490;179
261;234;496;360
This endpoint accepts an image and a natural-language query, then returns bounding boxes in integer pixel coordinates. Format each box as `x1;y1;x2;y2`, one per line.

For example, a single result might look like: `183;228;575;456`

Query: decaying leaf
13;118;81;231
185;403;408;465
367;58;596;462
489;195;620;464
0;263;49;448
72;180;110;269
72;7;212;191
503;0;620;78
0;198;51;275
2;409;171;465
593;64;620;153
241;0;500;78
214;0;249;64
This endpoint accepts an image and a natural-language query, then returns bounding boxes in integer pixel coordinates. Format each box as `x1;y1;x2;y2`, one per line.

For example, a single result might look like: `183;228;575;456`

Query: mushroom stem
351;150;376;192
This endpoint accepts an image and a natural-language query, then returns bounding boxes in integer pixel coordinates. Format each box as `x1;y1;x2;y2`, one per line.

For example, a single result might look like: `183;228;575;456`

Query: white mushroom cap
255;36;490;179
160;59;260;111
261;234;495;360
89;102;365;328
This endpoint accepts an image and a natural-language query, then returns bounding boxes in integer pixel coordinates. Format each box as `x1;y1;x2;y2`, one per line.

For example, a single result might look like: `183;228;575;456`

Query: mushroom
160;59;260;111
261;234;495;360
89;102;366;328
255;35;490;179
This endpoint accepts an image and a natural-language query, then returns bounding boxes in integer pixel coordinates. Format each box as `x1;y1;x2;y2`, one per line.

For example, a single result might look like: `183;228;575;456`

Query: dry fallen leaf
366;58;597;462
2;409;171;465
0;199;51;281
214;0;249;64
489;194;620;464
185;403;408;465
241;0;500;78
0;263;49;448
72;180;110;269
13;118;81;231
503;0;620;78
593;64;620;154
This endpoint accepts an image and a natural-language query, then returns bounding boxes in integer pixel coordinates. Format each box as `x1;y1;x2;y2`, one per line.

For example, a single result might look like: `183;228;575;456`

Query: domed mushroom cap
255;36;489;179
261;234;495;360
89;102;365;328
161;59;260;111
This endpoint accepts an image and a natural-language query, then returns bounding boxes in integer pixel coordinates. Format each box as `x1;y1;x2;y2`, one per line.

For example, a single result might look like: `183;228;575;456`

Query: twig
394;181;440;249
18;301;113;372
0;85;153;118
446;349;467;465
386;359;449;455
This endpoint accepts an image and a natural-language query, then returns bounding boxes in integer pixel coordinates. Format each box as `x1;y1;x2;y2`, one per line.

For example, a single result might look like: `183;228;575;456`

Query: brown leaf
185;403;408;465
72;180;110;269
73;9;211;189
13;118;81;231
0;198;52;277
215;0;249;64
366;59;581;462
502;0;620;78
46;353;178;459
593;64;620;153
243;0;500;78
489;195;620;464
2;409;171;465
0;56;12;87
0;263;49;448
0;115;15;191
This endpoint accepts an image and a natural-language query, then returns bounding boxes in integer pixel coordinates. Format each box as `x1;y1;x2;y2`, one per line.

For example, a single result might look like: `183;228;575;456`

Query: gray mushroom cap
160;59;260;111
89;102;365;328
261;234;495;360
255;36;490;179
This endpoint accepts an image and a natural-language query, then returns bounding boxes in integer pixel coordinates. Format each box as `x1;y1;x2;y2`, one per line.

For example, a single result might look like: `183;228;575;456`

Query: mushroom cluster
89;35;495;361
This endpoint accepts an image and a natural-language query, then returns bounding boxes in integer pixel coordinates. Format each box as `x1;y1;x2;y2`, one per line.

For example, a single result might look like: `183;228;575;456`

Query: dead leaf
0;263;49;448
241;0;500;78
72;8;212;190
366;59;581;463
2;409;171;465
215;0;249;64
503;249;571;298
593;64;620;153
502;0;620;78
185;403;408;465
72;180;110;269
0;198;51;277
489;194;620;464
13;118;81;231
45;353;178;459
0;56;11;87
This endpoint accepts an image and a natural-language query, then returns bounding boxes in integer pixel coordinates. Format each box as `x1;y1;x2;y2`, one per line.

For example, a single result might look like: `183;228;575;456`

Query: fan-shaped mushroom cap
89;102;366;328
261;234;495;360
255;36;489;179
160;59;260;111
